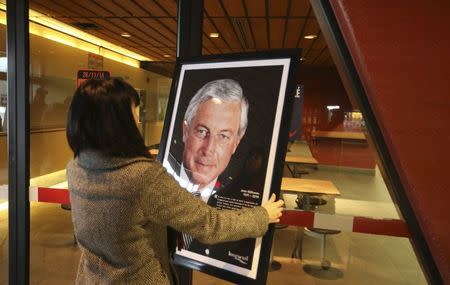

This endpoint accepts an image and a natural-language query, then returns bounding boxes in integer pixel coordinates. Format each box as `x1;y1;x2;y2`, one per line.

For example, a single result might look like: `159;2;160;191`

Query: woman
66;78;284;285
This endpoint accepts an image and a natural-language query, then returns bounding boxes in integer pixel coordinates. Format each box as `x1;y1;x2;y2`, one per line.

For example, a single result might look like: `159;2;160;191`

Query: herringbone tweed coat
67;150;269;284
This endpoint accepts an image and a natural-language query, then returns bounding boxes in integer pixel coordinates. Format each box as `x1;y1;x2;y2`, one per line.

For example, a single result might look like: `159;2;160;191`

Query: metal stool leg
291;227;304;259
320;234;331;270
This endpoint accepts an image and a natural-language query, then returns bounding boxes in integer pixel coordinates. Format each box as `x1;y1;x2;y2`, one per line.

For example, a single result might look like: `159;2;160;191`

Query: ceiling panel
222;0;245;17
158;18;178;33
134;0;172;17
107;18;165;47
250;18;268;49
141;18;177;40
32;0;94;17
212;18;243;50
127;18;175;47
284;19;305;47
303;19;321;38
313;47;330;65
269;19;285;49
291;0;310;17
74;0;115;17
154;0;178;17
311;35;328;52
231;17;255;49
205;0;226;17
29;0;332;66
203;17;229;50
245;0;265;17
96;0;130;17
29;1;66;17
268;0;288;17
112;0;149;17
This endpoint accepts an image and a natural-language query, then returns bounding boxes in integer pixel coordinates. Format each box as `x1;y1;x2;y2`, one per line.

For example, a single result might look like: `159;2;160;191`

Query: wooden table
284;155;319;177
281;177;340;196
285;155;318;165
311;130;366;140
281;177;340;211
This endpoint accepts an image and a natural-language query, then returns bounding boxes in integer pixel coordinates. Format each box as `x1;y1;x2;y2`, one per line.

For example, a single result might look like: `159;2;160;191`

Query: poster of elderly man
159;51;299;284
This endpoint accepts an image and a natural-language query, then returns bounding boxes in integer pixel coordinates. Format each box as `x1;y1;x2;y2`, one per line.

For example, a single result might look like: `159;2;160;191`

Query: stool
295;194;326;211
291;195;327;260
306;228;341;269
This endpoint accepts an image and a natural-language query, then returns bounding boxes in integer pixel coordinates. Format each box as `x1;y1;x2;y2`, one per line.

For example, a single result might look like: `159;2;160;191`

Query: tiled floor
0;142;428;284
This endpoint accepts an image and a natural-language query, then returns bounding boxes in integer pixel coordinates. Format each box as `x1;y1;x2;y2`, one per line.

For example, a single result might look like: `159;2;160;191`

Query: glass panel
271;24;428;285
194;1;429;285
0;3;7;284
27;1;173;283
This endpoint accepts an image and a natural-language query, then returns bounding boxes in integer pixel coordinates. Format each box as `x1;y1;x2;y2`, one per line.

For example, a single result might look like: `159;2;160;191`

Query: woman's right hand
262;193;284;223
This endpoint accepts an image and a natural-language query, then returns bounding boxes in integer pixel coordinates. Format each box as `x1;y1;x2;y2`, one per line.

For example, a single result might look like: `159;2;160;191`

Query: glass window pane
27;1;173;283
0;6;7;284
194;2;429;285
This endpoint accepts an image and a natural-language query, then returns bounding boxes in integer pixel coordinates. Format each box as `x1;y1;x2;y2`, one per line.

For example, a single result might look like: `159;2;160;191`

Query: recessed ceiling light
163;54;170;58
304;34;317;39
209;32;220;38
300;58;305;61
121;32;131;38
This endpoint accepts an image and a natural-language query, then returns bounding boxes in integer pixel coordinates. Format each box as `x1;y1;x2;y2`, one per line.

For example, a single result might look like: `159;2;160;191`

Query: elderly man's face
183;98;242;188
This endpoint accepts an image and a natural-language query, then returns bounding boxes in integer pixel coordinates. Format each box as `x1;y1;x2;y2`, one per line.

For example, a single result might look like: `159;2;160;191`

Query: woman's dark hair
66;78;150;158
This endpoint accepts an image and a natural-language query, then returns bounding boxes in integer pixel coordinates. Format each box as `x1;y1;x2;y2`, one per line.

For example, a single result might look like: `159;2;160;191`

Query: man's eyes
195;128;208;138
193;128;231;141
218;134;230;141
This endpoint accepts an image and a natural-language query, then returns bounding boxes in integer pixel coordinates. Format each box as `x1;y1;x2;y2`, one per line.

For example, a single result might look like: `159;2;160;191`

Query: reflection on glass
278;66;428;284
19;3;173;284
0;7;7;284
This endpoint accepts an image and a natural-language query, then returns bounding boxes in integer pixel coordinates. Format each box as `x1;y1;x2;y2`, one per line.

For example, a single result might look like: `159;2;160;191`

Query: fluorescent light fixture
304;34;317;39
121;32;131;38
0;56;6;72
0;4;152;68
0;201;7;212
209;32;220;38
326;105;340;110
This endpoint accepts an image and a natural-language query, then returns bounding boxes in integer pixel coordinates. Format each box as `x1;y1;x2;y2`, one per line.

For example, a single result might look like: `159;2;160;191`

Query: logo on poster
228;251;249;265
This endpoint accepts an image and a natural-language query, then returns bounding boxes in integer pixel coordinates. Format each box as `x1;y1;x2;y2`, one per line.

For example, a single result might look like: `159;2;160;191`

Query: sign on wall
76;70;110;87
87;52;104;70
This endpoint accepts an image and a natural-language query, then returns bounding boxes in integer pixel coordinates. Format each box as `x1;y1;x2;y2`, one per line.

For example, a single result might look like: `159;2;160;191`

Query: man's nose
201;135;217;154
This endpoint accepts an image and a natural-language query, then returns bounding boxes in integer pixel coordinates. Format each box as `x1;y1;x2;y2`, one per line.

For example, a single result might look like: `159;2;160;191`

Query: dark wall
330;0;450;282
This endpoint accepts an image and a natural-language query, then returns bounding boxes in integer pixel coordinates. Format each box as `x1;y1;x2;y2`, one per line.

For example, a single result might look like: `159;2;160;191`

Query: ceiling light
326;105;340;110
304;34;317;39
163;54;170;58
300;58;305;61
209;32;220;38
121;32;131;38
0;201;7;212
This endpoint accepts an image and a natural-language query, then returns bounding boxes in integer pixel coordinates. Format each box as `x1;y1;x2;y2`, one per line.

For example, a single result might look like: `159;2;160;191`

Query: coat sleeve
141;163;269;244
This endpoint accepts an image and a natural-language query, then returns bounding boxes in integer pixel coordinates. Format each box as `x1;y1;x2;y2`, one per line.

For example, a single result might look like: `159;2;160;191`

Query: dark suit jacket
186;173;265;269
167;146;265;269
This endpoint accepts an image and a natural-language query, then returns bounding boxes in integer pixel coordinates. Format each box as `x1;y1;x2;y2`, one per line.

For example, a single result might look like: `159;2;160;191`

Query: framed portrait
158;50;300;284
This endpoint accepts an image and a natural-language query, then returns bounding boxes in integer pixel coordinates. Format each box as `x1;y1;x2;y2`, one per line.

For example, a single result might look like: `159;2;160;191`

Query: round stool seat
308;228;341;235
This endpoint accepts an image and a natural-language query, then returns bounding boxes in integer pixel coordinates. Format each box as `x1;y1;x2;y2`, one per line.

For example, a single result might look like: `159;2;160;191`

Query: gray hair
184;79;249;138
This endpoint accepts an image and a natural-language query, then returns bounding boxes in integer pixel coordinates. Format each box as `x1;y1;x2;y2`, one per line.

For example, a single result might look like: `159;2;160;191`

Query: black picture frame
157;50;300;284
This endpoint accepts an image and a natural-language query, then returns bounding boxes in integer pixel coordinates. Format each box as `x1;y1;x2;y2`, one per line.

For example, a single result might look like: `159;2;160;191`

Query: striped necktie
183;190;202;249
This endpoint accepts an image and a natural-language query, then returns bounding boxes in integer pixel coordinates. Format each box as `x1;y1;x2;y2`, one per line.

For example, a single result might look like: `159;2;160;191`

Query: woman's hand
262;193;284;223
